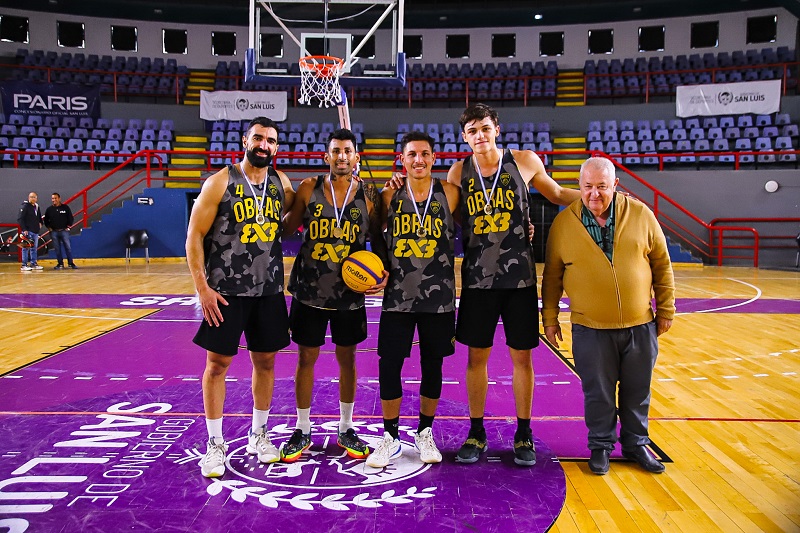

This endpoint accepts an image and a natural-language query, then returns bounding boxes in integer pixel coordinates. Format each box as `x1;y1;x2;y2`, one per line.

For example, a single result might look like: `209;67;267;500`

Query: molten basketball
341;250;384;293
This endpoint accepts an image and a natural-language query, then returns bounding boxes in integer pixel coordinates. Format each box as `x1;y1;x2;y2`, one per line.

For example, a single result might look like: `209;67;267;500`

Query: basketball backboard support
245;0;406;90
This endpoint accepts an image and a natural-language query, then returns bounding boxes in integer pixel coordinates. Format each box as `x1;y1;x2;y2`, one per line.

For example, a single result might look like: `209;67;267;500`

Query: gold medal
255;214;266;225
332;226;343;239
416;227;427;239
483;204;493;215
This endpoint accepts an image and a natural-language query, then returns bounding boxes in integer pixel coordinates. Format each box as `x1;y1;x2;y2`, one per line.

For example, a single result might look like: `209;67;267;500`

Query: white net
298;55;344;108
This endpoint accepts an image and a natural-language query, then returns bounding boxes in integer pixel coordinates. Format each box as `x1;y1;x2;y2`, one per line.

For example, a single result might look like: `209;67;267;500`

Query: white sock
297;408;311;434
252;407;269;433
339;401;354;433
206;417;223;444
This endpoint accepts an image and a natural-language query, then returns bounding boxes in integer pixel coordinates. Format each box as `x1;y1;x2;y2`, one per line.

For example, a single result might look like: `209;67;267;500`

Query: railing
0;148;766;266
583;150;759;266
0;223;23;262
709;217;800;262
602;149;799;171
7;59;799;109
2;63;188;104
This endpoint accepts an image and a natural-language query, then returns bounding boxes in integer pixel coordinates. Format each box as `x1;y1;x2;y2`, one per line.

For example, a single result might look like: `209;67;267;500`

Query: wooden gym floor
0;259;798;532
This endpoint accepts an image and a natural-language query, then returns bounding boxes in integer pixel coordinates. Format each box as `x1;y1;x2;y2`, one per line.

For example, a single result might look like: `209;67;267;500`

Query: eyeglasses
600;226;610;253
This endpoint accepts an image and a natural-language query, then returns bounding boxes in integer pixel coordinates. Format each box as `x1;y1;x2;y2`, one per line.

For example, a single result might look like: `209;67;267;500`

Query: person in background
44;192;77;270
17;191;43;272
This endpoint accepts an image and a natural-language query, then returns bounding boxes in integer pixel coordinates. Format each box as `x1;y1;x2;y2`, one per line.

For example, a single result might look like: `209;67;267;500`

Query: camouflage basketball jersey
288;175;369;310
460;150;534;289
383;179;456;313
204;164;285;297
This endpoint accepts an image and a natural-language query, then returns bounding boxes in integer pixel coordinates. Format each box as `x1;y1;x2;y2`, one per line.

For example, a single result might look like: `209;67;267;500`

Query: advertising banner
0;81;101;118
200;90;288;122
676;79;781;117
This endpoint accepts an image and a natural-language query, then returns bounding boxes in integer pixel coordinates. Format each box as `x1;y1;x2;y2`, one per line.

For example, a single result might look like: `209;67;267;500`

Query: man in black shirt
44;192;77;270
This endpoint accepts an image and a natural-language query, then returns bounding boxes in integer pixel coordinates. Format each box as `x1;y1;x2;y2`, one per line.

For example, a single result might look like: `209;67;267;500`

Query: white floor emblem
200;421;437;510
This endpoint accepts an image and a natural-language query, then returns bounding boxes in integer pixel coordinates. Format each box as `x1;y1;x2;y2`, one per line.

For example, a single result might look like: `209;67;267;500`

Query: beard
246;148;272;168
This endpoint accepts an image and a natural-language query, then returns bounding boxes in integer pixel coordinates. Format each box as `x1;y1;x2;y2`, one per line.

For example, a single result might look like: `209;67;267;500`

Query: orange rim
299;55;343;77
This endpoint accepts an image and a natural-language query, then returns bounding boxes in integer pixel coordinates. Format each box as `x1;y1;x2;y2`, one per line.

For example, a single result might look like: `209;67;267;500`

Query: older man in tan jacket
541;157;675;475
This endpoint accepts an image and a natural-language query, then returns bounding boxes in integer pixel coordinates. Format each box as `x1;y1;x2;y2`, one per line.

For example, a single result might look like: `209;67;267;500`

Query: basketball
341;250;384;293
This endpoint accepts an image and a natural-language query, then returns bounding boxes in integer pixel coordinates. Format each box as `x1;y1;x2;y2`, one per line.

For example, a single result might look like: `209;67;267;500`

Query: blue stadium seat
755;137;775;163
712;138;734;163
734;138;754;164
782;124;799;137
724;127;741;139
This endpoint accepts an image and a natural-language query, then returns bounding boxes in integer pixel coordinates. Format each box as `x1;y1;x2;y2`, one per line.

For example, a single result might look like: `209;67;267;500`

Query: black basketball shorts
456;285;540;350
193;292;290;356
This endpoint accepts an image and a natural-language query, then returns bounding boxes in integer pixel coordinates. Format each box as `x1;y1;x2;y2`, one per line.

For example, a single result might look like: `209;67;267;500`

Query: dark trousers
51;230;74;265
572;321;658;452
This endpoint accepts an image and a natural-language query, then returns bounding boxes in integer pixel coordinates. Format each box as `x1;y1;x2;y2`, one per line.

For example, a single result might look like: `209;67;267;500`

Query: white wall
0;6;795;71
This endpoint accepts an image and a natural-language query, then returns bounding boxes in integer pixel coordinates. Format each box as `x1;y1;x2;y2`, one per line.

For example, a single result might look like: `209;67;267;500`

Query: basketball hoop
299;55;345;108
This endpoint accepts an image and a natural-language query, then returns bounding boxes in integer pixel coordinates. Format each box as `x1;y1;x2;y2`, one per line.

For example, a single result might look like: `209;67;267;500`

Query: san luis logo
193;421;437;510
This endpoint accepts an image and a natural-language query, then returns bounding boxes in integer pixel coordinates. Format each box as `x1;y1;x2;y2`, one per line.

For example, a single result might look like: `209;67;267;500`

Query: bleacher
206;119;365;168
10;49;189;99
392;121;552;166
584;47;797;99
587;113;798;166
0;113;174;166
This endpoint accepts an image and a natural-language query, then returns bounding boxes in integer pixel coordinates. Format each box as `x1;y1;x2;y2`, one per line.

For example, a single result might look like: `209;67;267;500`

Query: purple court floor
4;292;794;532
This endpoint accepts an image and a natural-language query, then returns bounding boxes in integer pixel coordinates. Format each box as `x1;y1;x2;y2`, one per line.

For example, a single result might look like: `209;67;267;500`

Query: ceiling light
534;14;543;20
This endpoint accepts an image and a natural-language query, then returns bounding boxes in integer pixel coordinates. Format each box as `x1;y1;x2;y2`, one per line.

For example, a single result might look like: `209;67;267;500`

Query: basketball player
366;131;460;468
448;103;581;466
281;128;388;463
186;117;295;478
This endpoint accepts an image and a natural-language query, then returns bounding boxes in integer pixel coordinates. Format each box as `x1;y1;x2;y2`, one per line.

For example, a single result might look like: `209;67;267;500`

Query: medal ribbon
471;149;504;212
406;179;434;237
240;162;267;222
329;174;355;230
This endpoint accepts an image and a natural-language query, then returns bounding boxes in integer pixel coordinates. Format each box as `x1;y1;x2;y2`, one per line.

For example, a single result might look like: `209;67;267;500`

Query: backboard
245;0;406;90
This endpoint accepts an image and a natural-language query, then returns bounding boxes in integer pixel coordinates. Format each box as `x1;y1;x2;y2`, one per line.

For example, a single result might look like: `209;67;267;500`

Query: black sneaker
69;264;78;269
54;264;63;270
513;428;536;466
337;428;370;459
456;428;487;464
280;429;311;463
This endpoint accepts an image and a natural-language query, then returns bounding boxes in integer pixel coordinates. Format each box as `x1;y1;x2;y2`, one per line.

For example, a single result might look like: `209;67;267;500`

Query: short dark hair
245;116;279;137
400;131;435;154
459;103;499;131
51;192;61;198
327;128;358;151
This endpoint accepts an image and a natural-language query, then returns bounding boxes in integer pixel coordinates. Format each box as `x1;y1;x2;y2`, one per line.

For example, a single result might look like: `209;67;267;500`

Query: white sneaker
200;438;228;478
31;264;43;270
415;427;442;464
20;265;32;272
246;425;280;463
366;432;401;468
